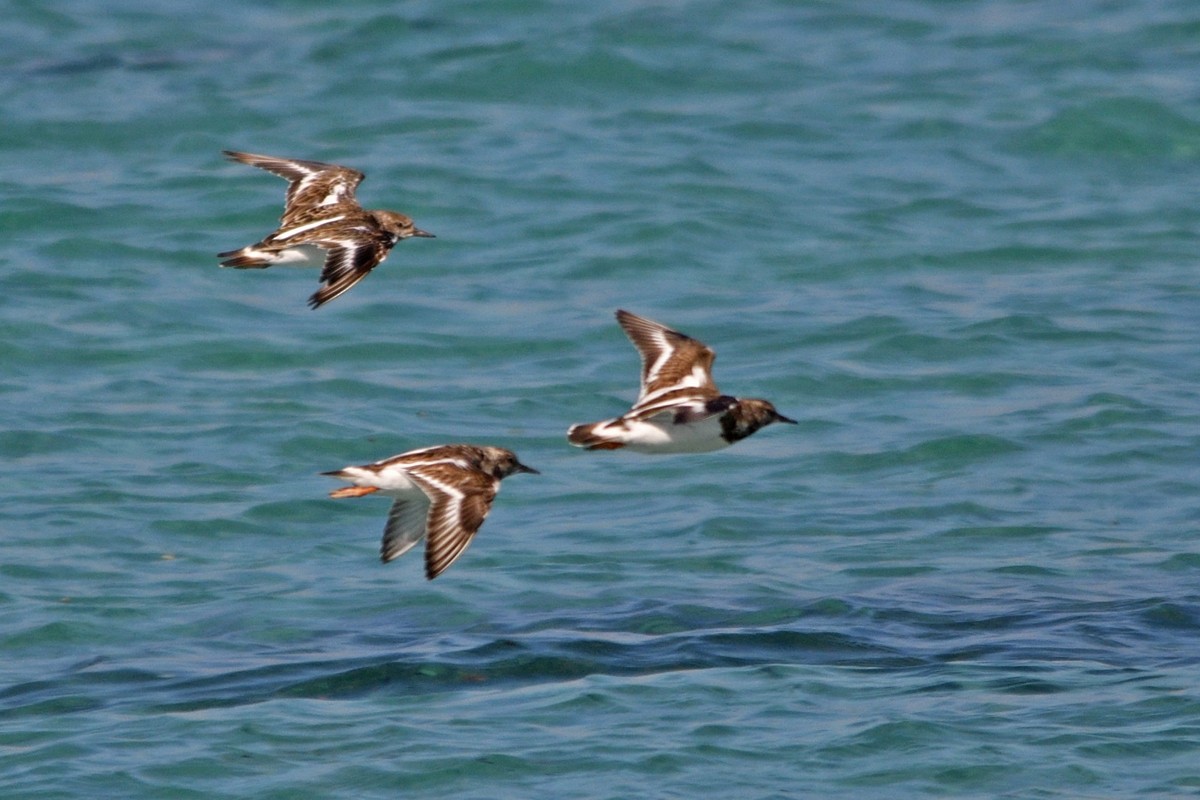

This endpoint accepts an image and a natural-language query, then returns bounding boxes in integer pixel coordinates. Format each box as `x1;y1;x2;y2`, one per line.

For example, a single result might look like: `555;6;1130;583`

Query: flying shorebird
323;444;538;580
567;310;797;453
218;150;434;308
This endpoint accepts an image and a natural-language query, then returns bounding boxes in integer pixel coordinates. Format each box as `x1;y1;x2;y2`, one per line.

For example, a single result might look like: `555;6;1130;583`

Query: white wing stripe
638;367;710;405
644;330;675;384
369;455;474;471
274;214;348;240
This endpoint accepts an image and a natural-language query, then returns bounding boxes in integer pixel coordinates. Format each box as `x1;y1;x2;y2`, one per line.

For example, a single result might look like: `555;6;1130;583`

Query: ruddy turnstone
218;150;434;309
567;310;797;454
322;444;538;580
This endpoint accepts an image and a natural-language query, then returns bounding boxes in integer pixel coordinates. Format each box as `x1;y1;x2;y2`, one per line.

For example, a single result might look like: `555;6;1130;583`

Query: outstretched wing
408;463;500;580
615;310;718;409
380;496;430;563
308;236;392;309
225;150;365;226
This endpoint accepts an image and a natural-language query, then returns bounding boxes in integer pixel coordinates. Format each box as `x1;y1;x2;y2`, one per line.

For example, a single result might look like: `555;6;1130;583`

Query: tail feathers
218;247;273;269
322;468;382;498
567;422;626;450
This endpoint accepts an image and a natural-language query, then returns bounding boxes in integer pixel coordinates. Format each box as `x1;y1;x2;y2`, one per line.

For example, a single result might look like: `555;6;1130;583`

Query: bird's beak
410;228;436;238
516;462;540;475
775;412;798;424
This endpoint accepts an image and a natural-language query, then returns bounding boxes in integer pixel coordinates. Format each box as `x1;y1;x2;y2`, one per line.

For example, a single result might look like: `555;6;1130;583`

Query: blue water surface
2;1;1199;797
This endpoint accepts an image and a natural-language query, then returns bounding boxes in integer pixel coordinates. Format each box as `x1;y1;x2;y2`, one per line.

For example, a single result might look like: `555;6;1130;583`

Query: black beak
410;228;435;238
515;462;540;475
775;412;798;425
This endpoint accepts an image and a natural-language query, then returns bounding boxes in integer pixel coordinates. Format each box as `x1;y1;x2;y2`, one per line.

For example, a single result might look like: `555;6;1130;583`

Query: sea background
2;1;1199;797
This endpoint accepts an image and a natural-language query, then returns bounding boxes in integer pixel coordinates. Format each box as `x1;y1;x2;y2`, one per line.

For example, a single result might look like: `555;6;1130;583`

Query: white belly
620;415;729;454
269;244;325;266
335;466;422;495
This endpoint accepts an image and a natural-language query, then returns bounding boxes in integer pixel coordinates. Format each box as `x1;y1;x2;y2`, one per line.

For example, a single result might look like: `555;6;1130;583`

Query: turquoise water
3;1;1200;796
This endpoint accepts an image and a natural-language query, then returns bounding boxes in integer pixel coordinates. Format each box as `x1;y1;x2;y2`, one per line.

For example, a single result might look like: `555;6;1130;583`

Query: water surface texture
3;2;1200;797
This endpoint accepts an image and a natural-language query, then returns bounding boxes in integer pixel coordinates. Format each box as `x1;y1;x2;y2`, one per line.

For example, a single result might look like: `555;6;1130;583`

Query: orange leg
329;486;380;499
588;442;626;450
